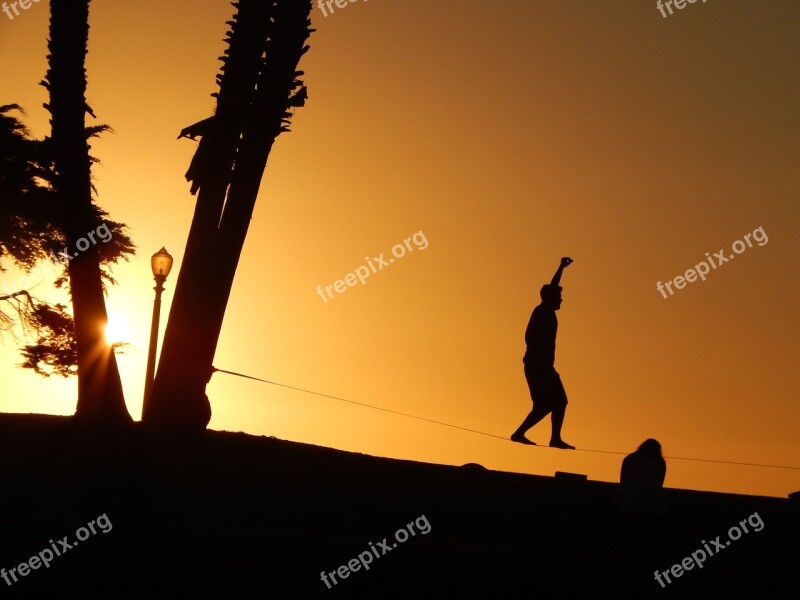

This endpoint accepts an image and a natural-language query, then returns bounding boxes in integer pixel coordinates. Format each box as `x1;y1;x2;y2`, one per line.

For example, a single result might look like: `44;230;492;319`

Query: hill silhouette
1;413;796;597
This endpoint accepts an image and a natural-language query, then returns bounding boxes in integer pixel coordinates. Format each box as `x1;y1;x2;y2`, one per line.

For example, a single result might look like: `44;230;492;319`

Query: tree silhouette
39;0;131;426
0;103;134;376
143;0;313;431
0;104;62;271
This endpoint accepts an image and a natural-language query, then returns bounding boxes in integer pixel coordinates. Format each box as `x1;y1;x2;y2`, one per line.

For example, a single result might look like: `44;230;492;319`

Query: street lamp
142;247;173;419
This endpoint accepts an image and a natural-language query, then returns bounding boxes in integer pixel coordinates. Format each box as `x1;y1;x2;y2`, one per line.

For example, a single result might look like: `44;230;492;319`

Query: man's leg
549;405;572;446
512;405;550;444
512;366;550;444
548;375;574;449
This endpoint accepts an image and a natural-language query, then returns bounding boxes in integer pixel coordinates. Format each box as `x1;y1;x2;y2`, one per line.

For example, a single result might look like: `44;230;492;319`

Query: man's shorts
524;365;568;411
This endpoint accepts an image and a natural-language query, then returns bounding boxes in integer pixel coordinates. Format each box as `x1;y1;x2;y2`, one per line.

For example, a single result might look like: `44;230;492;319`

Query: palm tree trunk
202;0;313;390
144;0;312;431
44;0;131;426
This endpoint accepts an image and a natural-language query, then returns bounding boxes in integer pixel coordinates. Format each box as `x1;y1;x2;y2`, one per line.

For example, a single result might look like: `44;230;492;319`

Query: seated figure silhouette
614;438;667;515
511;257;575;449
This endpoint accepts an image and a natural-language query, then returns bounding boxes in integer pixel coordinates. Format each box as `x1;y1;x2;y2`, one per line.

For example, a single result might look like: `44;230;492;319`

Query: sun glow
104;318;131;346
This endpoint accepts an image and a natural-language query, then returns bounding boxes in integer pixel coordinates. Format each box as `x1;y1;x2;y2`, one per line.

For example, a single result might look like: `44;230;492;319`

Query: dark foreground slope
0;414;796;598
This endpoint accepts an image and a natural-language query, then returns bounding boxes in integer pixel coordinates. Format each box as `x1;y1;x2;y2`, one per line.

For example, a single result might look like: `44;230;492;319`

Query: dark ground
0;413;797;598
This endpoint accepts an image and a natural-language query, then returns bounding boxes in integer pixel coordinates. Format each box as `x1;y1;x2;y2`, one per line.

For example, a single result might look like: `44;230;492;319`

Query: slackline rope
211;366;800;472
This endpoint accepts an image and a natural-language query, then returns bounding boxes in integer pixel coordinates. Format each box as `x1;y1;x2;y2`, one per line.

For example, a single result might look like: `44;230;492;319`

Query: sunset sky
1;0;798;498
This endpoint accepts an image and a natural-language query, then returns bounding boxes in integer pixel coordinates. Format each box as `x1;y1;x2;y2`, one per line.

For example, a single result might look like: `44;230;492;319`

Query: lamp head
151;247;173;279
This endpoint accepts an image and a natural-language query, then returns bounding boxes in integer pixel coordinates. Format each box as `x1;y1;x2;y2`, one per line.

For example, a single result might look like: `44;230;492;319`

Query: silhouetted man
511;257;575;449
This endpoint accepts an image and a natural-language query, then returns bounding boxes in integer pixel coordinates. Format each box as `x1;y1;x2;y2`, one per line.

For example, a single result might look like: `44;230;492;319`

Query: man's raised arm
550;257;573;287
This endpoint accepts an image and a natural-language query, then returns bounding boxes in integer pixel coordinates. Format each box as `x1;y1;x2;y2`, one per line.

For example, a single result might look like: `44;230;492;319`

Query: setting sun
104;318;131;346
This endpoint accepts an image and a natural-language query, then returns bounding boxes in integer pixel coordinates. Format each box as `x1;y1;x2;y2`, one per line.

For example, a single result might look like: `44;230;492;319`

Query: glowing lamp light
151;247;173;279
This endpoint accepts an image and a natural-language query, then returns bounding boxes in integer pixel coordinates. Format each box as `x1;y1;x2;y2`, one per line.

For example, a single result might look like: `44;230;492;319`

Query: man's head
540;284;563;310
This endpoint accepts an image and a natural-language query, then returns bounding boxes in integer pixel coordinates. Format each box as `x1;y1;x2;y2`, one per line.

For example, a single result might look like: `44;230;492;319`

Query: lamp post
142;247;173;420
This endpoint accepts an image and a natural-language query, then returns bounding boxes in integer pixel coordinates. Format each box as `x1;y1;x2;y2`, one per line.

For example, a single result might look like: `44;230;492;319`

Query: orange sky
1;0;798;498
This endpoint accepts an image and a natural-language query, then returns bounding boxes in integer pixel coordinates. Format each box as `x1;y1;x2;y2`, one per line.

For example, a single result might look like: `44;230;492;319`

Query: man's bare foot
549;440;575;450
511;433;537;445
